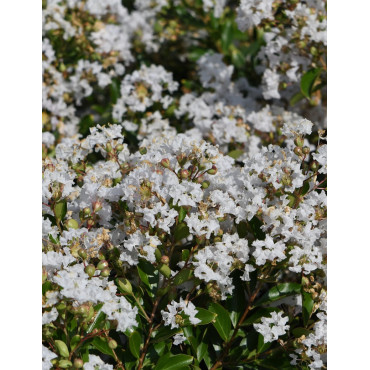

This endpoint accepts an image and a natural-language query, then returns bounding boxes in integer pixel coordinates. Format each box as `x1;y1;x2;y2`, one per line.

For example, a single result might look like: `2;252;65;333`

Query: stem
210;282;263;370
137;297;161;370
132;294;151;323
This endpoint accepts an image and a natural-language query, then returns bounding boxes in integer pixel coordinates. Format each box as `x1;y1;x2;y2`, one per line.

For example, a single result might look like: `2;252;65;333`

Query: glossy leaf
129;331;141;359
209;302;232;341
173;268;193;286
92;337;114;357
300;68;321;99
302;290;314;326
174;222;190;241
154;354;193;370
195;308;217;325
254;283;301;306
178;206;188;224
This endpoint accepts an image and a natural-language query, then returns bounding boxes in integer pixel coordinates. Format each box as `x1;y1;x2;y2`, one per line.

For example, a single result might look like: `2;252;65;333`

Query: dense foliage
42;0;327;369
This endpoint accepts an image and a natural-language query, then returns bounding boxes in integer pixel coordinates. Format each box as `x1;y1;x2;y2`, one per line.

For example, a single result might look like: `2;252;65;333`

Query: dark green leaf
257;334;271;353
301;290;314;326
249;216;265;240
289;91;305;106
129;331;141;359
92;337;114;357
42;281;53;295
154;354;193;370
173;268;193;286
242;307;279;326
292;327;313;338
182;249;190;261
300;181;310;196
194;308;217;325
228;149;244;159
221;20;233;53
178;206;188;224
209;302;232;341
86;305;105;333
254;283;301;306
300;68;322;99
152;326;181;344
174;222;190;241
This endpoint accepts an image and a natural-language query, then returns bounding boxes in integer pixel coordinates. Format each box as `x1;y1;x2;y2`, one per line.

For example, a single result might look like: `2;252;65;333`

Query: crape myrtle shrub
42;0;327;369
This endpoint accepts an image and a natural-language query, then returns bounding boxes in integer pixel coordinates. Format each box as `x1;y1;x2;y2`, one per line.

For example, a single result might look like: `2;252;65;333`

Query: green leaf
174;222;190;241
228;149;244;159
182;249;190;261
249;216;265;240
194;308;217;325
300;181;310;196
242;307;279;326
86;305;105;333
54;199;67;222
154;354;193;370
301;290;314;326
137;259;159;296
197;340;207;362
129;331;141;359
173;268;193;286
289;91;305;106
221;20;233;53
70;335;81;351
92;337;114;357
152;326;181;344
254;283;301;306
55;340;69;358
257;334;271;353
300;68;322;99
178;206;188;223
42;281;53;295
226;271;248;327
209;302;232;341
292;327;313;338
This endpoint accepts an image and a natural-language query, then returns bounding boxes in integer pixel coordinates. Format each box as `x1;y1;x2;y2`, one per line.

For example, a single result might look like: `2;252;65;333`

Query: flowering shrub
42;0;327;369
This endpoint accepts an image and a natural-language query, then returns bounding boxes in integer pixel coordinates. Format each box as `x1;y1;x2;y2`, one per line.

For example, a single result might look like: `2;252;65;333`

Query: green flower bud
139;147;147;155
201;180;210;189
78;249;87;259
160;255;170;265
155;248;162;262
302;146;310;155
179;169;189;179
84;265;96;277
83;207;91;216
87;219;95;228
116;144;124;152
73;359;84;369
106;142;113;153
159;264;171;278
100;268;111;277
117;278;133;294
65;219;79;230
58;359;72;368
55;340;69;358
97;260;109;270
311;161;319;171
93;200;103;213
160;158;171;168
294;137;304;147
177;153;187;166
294;147;303;157
108;339;118;349
207;165;217;175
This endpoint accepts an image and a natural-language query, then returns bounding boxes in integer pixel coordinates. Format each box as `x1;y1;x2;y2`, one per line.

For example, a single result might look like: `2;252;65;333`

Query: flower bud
160;255;170;265
87;219;95;228
201;180;210;189
78;249;87;259
108;339;118;349
65;219;79;230
302;146;310;155
160;158;171;168
97;260;109;270
294;147;303;157
139;147;147;155
58;359;72;368
55;340;69;358
177;153;187;166
121;162;130;171
106;142;113;153
83;207;91;216
310;161;319;171
294;137;304;147
179;169;189;179
116;144;124;152
93;200;103;213
73;359;84;369
84;265;96;277
117;278;133;294
100;268;111;277
207;165;217;175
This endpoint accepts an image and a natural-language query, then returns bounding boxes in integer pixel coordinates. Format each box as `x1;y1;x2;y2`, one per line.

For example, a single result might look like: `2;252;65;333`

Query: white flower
254;311;290;343
161;298;201;329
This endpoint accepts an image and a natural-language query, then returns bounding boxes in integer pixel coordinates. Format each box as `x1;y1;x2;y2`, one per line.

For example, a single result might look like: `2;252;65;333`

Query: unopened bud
177;153;187;166
159;263;171;278
84;265;96;277
294;147;303;157
83;207;91;216
73;359;84;368
179;169;189;179
139;147;147;155
116;144;124;152
93;200;103;212
108;339;118;349
207;165;217;175
117;278;132;294
58;359;72;368
65;219;79;230
106;142;113;153
100;268;111;277
302;146;310;155
78;249;87;259
201;180;210;189
160;158;171;168
97;260;109;270
294;137;304;147
121;162;130;171
311;161;319;171
55;340;69;358
160;255;170;265
87;219;95;228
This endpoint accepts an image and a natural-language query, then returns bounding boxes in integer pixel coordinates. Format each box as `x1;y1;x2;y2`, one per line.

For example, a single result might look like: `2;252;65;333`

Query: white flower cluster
161;298;201;329
253;311;290;343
